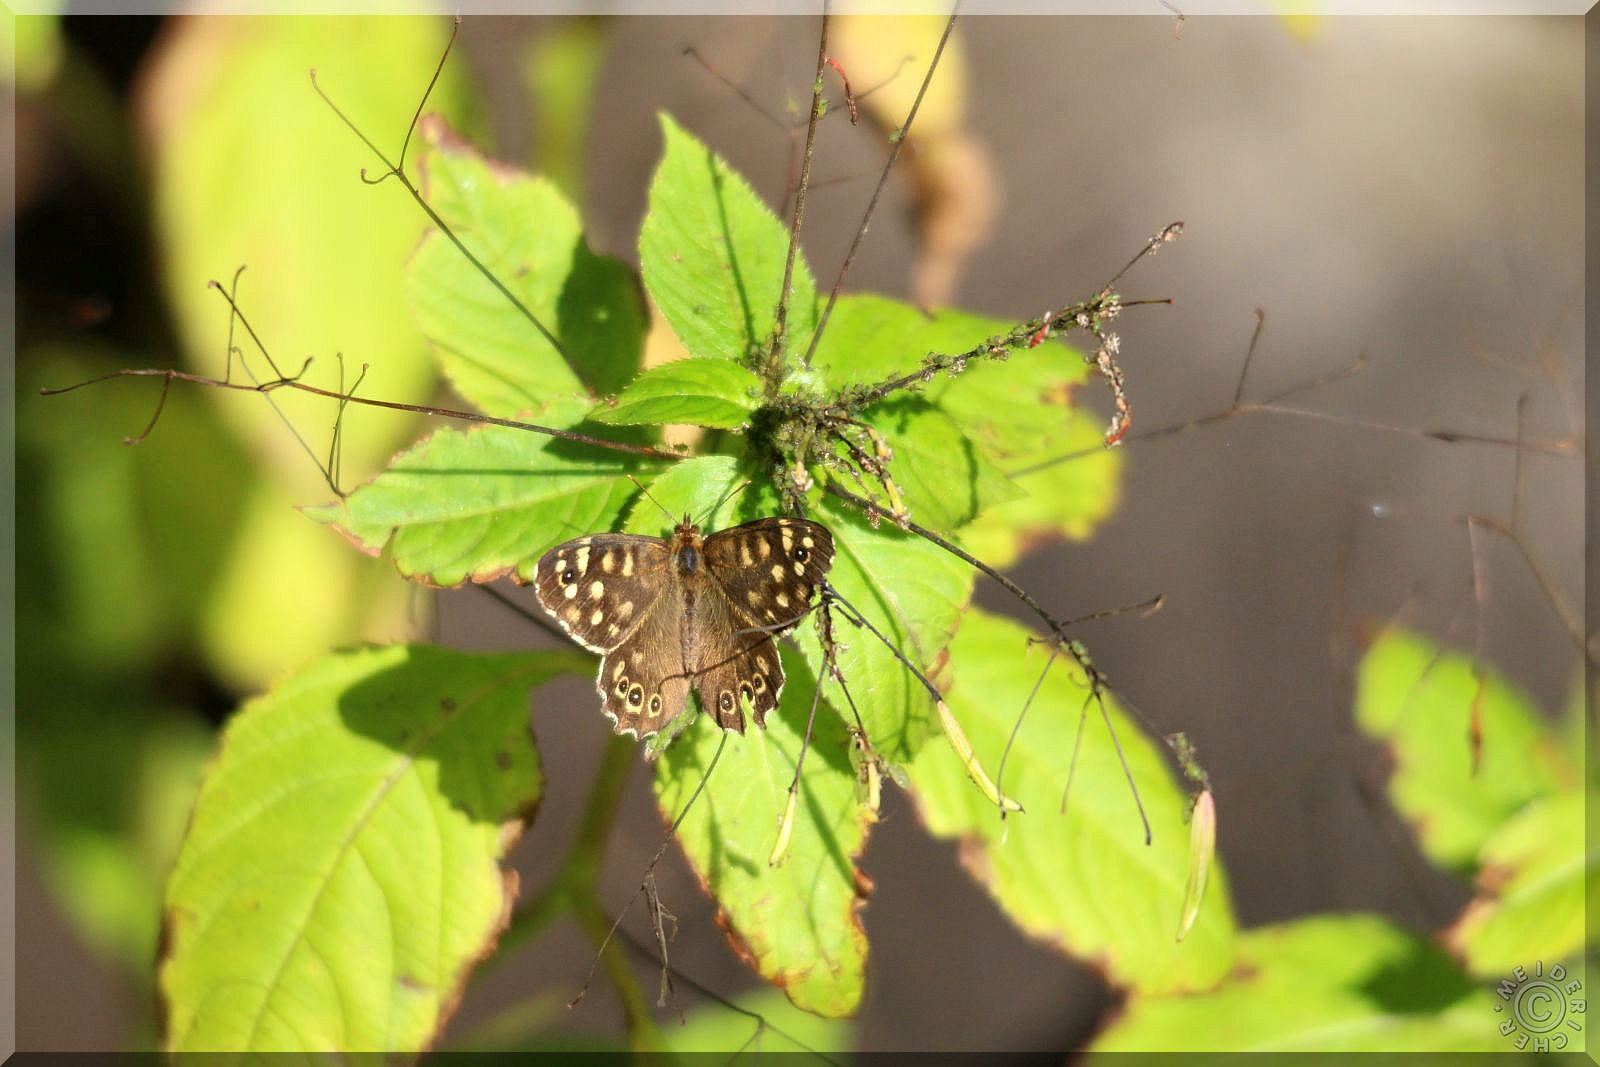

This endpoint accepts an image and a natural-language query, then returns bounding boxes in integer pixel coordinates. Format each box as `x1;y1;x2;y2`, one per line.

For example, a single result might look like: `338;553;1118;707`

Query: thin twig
308;53;569;361
769;2;833;383
42;364;680;462
801;7;961;369
569;731;730;1011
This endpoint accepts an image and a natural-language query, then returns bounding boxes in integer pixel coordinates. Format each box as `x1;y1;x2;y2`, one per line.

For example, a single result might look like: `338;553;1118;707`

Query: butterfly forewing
534;516;836;741
695;518;835;730
533;534;672;651
702;518;835;630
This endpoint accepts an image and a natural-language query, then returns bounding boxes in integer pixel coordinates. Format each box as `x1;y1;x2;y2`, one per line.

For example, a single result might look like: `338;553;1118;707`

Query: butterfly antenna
698;478;752;527
625;473;679;526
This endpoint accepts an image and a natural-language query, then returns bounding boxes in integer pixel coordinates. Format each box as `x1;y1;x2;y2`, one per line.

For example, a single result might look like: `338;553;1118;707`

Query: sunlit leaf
1447;789;1590;978
846;396;1020;531
803;499;973;763
161;645;580;1052
807;293;996;392
1092;914;1497;1052
807;293;1117;549
661;988;852;1055
409;115;646;413
1353;627;1573;872
307;408;649;587
655;649;870;1019
909;609;1235;994
590;357;762;429
932;338;1121;566
639;113;817;367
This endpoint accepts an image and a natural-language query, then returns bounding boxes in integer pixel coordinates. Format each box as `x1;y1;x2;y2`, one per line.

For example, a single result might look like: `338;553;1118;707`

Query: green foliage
307;414;643;587
25;15;1583;1056
909;609;1236;994
1354;626;1575;871
662;989;851;1056
656;651;871;1019
286;111;1150;1037
408;117;646;411
808;294;1119;562
1091;914;1498;1051
639;113;817;363
590;357;763;429
1342;629;1593;980
161;645;580;1052
1447;789;1589;976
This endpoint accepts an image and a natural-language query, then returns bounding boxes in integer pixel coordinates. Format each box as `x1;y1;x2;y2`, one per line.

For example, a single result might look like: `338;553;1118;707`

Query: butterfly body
534;516;835;740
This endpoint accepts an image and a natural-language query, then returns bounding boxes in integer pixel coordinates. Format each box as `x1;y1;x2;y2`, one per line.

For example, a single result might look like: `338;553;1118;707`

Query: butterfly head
672;515;704;576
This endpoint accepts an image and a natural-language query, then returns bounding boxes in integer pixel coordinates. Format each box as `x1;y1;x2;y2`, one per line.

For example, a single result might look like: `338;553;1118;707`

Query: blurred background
13;12;1583;1052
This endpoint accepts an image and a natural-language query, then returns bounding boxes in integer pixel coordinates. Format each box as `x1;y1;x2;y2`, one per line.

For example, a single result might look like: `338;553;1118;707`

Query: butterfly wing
533;534;672;652
689;595;784;733
702;518;835;629
695;518;836;731
595;591;693;738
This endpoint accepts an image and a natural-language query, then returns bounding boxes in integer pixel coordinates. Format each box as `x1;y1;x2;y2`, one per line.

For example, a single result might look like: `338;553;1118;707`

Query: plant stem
768;1;832;393
487;735;656;1046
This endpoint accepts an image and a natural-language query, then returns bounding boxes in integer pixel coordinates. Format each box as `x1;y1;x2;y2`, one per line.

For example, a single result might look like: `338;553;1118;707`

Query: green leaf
590;358;763;429
1353;627;1573;872
655;649;871;1019
802;498;974;763
409;116;646;414
1447;789;1590;977
934;343;1122;567
661;988;852;1056
806;293;1118;547
847;397;1021;531
161;645;583;1052
624;453;760;534
150;16;469;486
807;293;993;390
1092;914;1498;1052
308;411;645;587
909;608;1235;994
639;113;817;366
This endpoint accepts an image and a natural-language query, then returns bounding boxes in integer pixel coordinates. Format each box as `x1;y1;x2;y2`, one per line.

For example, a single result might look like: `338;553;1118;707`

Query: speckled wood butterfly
534;516;835;740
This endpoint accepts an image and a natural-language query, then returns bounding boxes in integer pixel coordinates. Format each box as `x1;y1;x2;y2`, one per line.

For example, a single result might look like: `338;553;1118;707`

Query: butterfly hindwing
689;583;787;732
535;516;836;740
693;517;833;731
596;592;693;738
533;534;673;652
